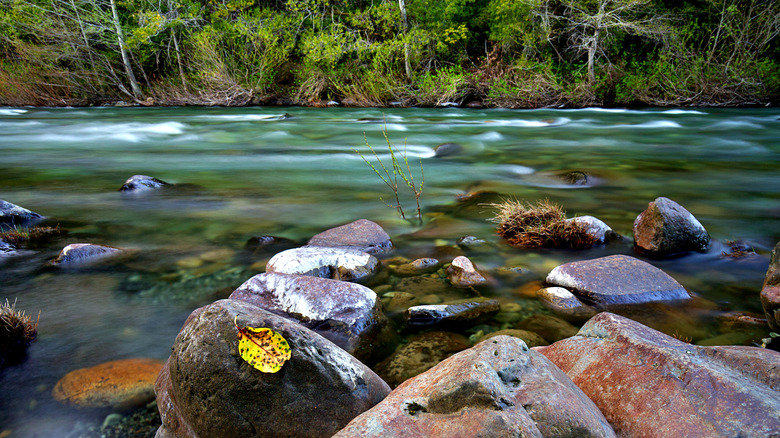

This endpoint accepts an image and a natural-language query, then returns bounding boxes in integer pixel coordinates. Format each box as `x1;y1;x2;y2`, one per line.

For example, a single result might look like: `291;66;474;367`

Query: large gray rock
0;199;43;226
229;272;388;360
51;243;127;267
542;312;780;437
633;197;710;256
334;336;615;438
307;219;393;255
155;299;391;438
761;241;780;331
545;254;691;307
119;175;170;193
266;246;379;283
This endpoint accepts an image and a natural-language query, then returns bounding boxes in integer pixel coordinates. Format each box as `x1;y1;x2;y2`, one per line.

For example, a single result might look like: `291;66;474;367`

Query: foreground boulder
335;336;615;438
633;197;710;256
542;312;780;437
0;199;43;226
155;299;390;438
307;219;393;255
51;243;128;267
266;246;379;283
545;254;691;308
761;241;780;331
229;272;388;360
53;358;163;410
119;175;170;193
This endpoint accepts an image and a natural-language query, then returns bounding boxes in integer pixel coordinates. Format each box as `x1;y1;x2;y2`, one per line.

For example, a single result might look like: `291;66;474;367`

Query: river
1;106;778;436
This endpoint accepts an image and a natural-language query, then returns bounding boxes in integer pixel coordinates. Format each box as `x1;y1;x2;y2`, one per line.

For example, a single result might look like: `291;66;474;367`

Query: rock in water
633;197;710;256
405;298;500;328
0;199;43;226
119;175;170;193
761;241;780;331
542;312;780;437
375;331;470;388
229;272;388;360
52;243;127;267
52;358;163;410
566;216;618;244
155;299;390;438
266;246;379;283
446;256;487;288
334;335;615;438
545;254;691;307
307;219;393;255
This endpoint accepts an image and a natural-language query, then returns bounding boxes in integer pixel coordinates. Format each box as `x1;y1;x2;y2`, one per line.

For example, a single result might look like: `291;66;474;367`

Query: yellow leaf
233;316;291;373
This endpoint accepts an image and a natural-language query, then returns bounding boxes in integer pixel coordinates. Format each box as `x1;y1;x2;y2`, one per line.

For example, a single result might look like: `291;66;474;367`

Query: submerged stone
374;331;470;387
118;175;170;193
405;298;500;328
52;243;128;267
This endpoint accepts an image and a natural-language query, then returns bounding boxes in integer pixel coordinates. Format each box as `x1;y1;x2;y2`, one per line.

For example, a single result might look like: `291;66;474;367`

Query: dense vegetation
1;0;778;107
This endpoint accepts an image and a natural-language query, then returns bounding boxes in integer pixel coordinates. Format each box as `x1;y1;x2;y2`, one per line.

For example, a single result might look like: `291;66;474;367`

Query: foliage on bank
0;0;778;107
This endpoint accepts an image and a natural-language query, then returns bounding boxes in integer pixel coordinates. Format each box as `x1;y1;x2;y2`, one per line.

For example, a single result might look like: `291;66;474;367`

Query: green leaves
234;316;291;373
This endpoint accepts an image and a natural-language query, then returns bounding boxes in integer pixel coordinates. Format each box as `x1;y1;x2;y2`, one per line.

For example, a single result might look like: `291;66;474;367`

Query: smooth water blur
1;106;779;436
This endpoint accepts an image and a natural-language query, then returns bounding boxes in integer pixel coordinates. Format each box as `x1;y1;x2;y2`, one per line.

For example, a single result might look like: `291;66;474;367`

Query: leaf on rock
234;316;291;373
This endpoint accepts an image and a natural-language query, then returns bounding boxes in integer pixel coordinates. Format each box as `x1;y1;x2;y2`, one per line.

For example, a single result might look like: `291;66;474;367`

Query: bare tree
560;0;668;83
398;0;412;80
109;0;144;99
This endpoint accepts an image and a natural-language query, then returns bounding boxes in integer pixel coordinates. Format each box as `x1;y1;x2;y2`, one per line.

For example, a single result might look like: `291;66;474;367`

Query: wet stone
390;258;441;277
405;298;500;328
307;219;393;255
52;243;127;268
266;246;379;283
566;216;618;244
633;196;710;256
537;287;597;322
515;314;579;343
118;175;170;193
0;199;43;226
545;254;691;307
446;256;487;288
479;329;549;347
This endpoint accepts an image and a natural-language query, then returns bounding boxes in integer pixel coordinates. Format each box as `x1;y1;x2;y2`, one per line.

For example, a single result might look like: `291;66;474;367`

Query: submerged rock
244;235;297;255
536;287;598;322
375;331;470;388
433;142;463;157
405;298;500;329
389;258;441;277
52;243;128;267
479;329;548;347
266;246;379;283
545;254;691;307
542;312;780;437
52;358;163;410
446;256;487;288
335;336;615;438
118;175;170;193
229;272;388;360
761;241;780;331
515;314;579;343
633;197;710;256
155;299;390;438
307;219;393;255
0;199;43;226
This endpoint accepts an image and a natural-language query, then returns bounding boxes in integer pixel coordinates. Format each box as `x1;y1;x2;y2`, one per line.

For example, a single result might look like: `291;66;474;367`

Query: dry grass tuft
489;199;597;249
1;299;39;367
0;225;63;247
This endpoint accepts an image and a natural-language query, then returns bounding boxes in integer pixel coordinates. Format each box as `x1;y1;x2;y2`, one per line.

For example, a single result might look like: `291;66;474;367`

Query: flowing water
1;106;779;436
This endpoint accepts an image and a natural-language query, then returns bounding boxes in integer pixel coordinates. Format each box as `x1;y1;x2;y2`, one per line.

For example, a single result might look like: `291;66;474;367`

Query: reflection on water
1;106;779;436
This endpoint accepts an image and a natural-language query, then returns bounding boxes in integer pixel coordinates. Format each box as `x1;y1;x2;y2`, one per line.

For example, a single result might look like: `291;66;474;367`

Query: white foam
499;164;535;175
661;109;707;115
475;131;503;141
0;109;27;115
708;120;764;130
613;120;682;129
384;123;408;131
194;114;277;121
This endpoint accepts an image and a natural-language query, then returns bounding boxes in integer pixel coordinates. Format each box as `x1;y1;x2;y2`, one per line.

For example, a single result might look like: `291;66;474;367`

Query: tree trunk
110;0;143;100
398;0;412;81
172;31;189;94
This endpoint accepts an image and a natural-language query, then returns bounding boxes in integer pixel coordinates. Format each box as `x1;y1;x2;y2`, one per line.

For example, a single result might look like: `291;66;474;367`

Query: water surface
1;106;778;436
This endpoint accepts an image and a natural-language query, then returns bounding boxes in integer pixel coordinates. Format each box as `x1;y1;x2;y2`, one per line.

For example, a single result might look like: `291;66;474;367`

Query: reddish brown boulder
307;219;393;254
633;197;710;256
542;312;780;437
761;241;780;331
52;358;164;410
334;335;615;438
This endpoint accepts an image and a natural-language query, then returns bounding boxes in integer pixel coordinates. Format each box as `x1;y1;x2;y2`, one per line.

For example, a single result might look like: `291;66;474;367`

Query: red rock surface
761;241;780;331
633;196;710;255
542;312;780;437
335;335;615;438
52;358;164;409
